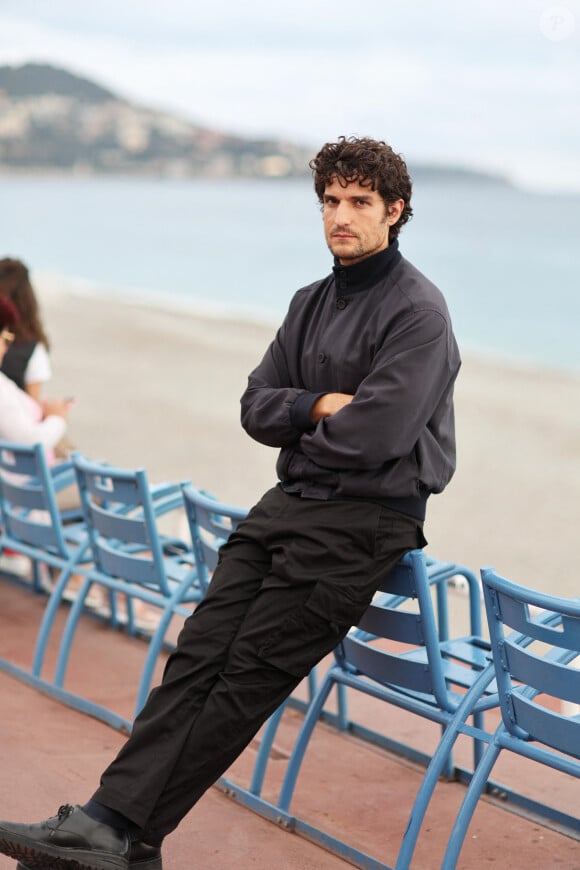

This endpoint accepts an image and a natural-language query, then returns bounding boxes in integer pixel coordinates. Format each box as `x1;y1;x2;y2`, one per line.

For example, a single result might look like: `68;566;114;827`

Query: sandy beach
39;283;580;600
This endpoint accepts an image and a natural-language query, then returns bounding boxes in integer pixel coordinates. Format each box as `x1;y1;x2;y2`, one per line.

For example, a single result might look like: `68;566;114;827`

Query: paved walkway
0;577;578;870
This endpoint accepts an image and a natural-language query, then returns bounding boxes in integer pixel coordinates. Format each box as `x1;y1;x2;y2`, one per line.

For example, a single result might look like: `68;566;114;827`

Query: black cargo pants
93;486;424;843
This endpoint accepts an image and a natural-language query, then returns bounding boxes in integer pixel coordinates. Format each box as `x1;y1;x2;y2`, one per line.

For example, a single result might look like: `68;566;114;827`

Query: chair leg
31;559;43;594
134;581;201;716
440;737;502;870
107;588;121;630
472;708;486;768
336;682;349;731
278;672;337;812
133;603;176;716
125;593;135;633
306;666;317;702
395;665;495;870
249;703;287;796
53;577;98;687
395;724;463;870
31;551;87;677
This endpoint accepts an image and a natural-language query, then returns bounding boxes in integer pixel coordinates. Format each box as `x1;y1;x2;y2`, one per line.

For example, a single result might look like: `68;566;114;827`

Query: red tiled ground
0;577;578;870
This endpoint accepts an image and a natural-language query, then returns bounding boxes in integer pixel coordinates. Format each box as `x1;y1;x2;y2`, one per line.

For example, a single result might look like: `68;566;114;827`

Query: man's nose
334;201;352;224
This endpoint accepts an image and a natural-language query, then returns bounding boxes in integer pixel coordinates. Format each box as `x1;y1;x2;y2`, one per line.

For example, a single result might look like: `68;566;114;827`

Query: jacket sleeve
240;311;325;449
299;308;458;470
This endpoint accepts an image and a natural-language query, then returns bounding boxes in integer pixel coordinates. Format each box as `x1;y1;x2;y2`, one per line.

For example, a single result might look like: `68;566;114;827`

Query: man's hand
310;393;353;423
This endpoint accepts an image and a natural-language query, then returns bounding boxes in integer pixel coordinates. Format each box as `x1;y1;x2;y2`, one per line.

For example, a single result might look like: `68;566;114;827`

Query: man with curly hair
0;136;460;870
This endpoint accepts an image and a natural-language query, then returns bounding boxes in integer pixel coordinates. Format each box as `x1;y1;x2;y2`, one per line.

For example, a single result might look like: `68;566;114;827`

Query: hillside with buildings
0;62;511;185
0;63;313;177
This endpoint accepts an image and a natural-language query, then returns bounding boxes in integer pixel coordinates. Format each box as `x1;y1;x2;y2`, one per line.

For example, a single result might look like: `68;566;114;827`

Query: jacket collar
332;240;401;296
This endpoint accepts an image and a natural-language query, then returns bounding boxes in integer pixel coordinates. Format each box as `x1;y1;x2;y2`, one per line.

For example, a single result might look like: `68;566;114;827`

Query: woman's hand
42;398;73;420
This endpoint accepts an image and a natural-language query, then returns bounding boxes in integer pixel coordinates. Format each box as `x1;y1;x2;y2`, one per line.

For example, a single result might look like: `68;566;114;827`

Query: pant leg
91;488;284;826
140;496;423;843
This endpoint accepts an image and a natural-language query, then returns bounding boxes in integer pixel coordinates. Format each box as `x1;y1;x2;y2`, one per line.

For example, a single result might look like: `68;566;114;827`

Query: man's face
322;177;403;265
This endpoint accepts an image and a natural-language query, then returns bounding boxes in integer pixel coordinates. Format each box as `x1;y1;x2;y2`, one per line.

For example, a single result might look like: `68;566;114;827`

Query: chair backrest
339;549;453;708
73;452;172;594
0;440;68;556
481;567;580;757
181;484;247;592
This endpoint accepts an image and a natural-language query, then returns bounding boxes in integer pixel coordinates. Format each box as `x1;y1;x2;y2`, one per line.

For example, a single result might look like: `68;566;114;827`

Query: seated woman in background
0;297;71;455
0;296;156;622
0;295;84;584
0;297;149;620
0;257;52;401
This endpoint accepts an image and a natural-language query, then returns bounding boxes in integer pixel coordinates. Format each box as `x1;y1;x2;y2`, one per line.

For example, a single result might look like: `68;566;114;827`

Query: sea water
1;175;579;373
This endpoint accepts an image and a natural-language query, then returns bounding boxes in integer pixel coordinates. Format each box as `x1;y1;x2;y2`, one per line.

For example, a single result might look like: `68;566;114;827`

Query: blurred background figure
0;295;70;454
0;295;77;578
0;257;75;459
0;257;52;401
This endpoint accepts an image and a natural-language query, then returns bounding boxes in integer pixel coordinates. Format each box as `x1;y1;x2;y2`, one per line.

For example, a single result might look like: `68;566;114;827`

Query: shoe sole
0;833;128;870
16;859;162;870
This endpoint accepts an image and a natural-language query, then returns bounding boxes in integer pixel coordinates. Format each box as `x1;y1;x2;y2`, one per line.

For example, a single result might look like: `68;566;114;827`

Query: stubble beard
327;231;365;261
327;215;389;263
328;234;384;263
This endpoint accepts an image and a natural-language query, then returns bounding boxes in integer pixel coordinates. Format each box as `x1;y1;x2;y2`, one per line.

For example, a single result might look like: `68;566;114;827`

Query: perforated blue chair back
181;484;247;592
0;441;69;557
482;568;580;756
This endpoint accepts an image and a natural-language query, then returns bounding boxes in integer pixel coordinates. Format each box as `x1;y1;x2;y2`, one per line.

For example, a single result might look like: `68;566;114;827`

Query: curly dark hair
0;258;50;348
310;136;413;242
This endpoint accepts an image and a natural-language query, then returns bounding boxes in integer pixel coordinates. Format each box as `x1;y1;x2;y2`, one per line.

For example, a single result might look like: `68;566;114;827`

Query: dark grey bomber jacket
240;242;461;520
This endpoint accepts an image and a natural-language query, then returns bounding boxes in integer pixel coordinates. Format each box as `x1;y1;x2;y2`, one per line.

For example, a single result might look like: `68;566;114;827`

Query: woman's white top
0;371;65;449
24;342;52;385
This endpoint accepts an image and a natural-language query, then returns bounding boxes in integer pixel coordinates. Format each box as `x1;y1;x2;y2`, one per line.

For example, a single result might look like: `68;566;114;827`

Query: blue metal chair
44;453;204;728
180;483;320;731
218;550;500;869
0;440;88;597
243;553;485;804
180;483;247;594
331;554;483;746
441;568;580;868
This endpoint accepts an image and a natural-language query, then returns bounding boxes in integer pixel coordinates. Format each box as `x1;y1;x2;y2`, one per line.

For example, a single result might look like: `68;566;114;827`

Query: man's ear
386;199;405;224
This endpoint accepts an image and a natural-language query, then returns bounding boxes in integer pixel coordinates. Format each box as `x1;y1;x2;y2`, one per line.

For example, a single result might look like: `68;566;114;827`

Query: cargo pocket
257;579;368;679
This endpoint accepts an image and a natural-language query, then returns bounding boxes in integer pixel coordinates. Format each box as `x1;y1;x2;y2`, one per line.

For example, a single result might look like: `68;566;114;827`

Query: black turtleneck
332;240;401;297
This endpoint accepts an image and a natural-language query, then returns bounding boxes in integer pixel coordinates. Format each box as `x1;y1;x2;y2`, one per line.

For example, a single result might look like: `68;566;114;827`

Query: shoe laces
57;804;74;822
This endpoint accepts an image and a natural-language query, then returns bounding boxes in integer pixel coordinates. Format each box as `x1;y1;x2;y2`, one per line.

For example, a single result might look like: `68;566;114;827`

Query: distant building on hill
0;62;313;178
0;63;513;186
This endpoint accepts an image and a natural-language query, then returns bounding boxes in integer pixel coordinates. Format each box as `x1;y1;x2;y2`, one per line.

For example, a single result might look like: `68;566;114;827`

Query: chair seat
339;638;498;714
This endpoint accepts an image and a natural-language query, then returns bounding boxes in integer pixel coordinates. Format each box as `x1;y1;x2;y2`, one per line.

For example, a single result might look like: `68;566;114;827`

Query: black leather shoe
0;803;131;869
15;838;163;870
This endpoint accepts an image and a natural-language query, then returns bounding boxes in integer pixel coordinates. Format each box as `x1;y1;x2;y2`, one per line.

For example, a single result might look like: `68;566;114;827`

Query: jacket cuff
290;392;327;432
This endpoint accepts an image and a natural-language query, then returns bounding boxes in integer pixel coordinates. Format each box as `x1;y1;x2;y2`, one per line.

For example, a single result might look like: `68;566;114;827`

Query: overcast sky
1;0;579;192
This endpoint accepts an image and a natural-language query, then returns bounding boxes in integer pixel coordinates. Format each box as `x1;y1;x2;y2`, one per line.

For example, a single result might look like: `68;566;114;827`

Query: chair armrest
50;460;76;492
151;489;184;518
426;559;482;640
150;481;181;501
